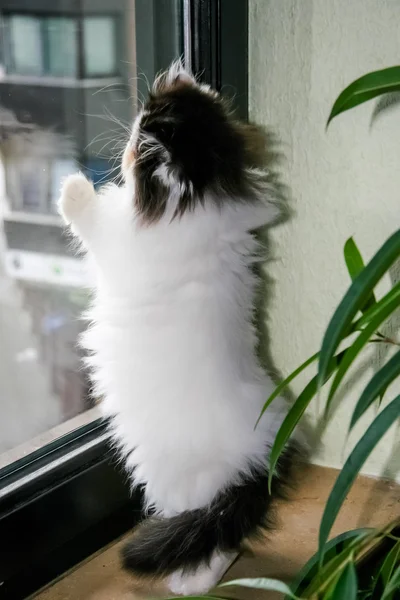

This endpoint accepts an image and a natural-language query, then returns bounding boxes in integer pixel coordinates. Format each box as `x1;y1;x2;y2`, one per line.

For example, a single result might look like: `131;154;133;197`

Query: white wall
250;0;400;481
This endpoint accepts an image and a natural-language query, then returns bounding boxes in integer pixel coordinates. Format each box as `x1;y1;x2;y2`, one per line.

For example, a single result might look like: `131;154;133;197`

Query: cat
59;61;299;596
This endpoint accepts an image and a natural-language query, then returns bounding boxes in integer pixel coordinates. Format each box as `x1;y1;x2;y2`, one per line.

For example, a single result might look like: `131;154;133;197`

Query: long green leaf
327;66;400;125
319;396;400;565
258;317;364;432
356;280;400;330
326;561;358;600
371;540;400;600
344;237;376;311
325;293;400;415
351;348;400;429
318;229;400;388
344;237;365;280
379;384;389;408
256;352;319;428
220;578;299;598
382;565;400;599
268;350;346;493
302;525;393;598
289;528;371;598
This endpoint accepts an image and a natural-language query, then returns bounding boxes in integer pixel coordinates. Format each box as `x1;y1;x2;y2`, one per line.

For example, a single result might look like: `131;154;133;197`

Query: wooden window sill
34;465;400;600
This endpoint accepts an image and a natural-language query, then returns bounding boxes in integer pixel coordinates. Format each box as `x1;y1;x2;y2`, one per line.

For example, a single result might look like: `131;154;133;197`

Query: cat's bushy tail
121;444;299;577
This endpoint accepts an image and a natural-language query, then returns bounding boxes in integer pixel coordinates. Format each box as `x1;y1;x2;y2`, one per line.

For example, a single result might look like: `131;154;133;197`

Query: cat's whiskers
84;128;125;153
92;82;129;96
96;137;127;160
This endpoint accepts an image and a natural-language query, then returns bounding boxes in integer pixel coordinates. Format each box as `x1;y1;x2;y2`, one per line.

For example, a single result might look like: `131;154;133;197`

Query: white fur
167;552;237;595
59;174;286;516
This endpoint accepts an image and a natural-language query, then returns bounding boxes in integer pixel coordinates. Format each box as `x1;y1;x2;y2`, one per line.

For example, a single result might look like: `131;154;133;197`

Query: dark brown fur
132;73;270;224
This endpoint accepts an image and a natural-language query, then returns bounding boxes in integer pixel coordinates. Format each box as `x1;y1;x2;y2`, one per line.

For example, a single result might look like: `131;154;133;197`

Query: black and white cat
59;61;298;596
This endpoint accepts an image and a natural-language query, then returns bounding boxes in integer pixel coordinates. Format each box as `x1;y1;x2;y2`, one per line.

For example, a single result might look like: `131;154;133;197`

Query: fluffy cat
59;61;298;596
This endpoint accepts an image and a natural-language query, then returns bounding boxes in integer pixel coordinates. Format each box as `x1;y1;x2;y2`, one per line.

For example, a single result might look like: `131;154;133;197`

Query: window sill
34;465;400;600
0;407;101;473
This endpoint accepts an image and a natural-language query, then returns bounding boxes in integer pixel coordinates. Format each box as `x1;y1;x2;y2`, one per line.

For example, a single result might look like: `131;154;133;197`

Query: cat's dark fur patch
121;442;302;577
132;76;270;224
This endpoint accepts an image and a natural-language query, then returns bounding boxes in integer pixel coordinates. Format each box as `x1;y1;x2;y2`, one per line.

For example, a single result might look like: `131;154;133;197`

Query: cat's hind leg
167;552;237;596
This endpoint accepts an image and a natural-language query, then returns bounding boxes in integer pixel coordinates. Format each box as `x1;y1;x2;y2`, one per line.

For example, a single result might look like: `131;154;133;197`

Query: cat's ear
168;59;196;86
152;59;196;94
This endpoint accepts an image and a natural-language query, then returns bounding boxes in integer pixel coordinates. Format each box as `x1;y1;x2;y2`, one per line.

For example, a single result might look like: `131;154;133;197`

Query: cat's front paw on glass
58;173;95;223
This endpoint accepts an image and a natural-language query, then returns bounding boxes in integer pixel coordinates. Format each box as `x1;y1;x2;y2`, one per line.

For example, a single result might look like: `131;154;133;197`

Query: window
5;15;78;78
3;14;115;79
83;17;117;77
50;158;78;212
0;1;248;597
47;18;78;78
3;132;78;215
8;15;43;76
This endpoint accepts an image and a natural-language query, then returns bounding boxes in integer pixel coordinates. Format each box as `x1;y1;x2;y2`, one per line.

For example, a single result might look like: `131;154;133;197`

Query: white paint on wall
250;0;400;481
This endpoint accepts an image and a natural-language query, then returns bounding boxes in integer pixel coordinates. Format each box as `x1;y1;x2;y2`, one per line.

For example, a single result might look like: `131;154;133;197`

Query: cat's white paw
167;567;219;596
59;173;95;223
167;552;236;596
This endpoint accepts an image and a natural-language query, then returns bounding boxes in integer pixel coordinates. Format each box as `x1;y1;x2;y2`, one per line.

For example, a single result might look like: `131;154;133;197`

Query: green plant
168;67;400;599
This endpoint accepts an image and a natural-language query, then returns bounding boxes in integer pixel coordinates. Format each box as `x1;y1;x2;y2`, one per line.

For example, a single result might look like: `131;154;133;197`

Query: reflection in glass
0;0;181;466
0;5;131;459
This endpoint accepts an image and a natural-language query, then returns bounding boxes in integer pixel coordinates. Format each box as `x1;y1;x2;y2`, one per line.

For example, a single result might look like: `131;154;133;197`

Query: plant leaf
325;294;400;416
258;317;363;432
371;539;400;600
268;350;346;493
382;565;400;599
255;352;319;428
351;348;400;429
318;229;400;389
325;561;358;600
356;280;400;330
379;384;389;408
289;528;371;598
302;523;399;598
220;578;299;598
319;396;400;565
344;237;365;280
327;66;400;125
344;237;376;311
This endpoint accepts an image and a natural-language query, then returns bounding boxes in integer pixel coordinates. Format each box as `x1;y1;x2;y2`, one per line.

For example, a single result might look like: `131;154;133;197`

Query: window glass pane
50;159;77;212
46;18;78;78
20;159;48;212
0;2;182;468
83;17;116;77
84;158;114;187
9;15;43;75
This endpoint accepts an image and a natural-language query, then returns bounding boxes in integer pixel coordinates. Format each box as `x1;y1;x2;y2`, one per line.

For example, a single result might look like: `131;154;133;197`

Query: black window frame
0;1;248;598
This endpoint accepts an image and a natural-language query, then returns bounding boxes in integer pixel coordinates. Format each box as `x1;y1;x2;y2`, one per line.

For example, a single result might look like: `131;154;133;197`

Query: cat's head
122;60;268;224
